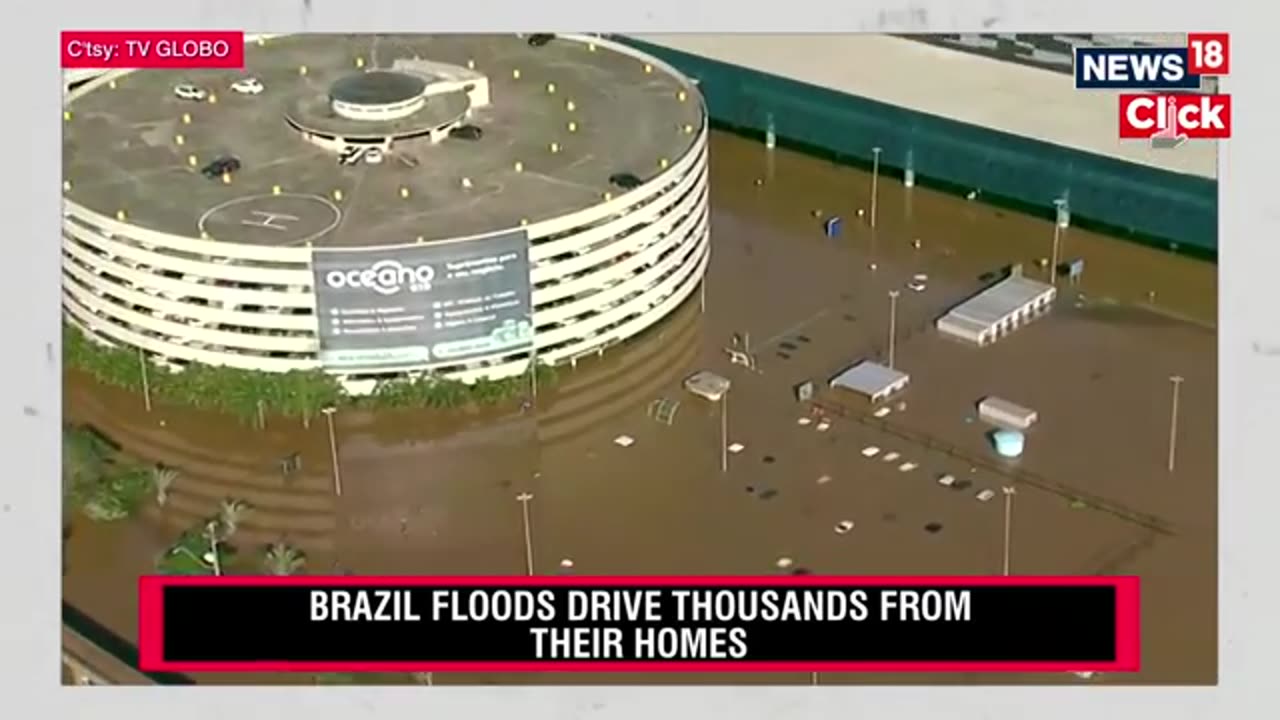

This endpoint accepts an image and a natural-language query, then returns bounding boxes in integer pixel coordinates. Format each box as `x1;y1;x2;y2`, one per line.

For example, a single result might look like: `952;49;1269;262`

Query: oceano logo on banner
324;259;436;296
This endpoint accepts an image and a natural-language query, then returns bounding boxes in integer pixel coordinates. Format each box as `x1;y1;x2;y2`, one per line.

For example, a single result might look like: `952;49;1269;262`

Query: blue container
824;216;843;238
992;429;1025;458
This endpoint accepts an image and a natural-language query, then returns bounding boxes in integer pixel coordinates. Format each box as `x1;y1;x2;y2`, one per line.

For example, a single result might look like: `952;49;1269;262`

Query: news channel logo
1073;34;1230;149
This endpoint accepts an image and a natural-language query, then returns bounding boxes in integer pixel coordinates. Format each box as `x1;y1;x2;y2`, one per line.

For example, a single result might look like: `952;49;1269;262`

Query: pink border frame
138;575;1140;673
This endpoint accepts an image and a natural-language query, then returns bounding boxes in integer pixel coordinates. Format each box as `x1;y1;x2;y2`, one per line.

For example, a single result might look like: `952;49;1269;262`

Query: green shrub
63;424;153;522
155;525;239;575
63;424;113;507
155;546;209;575
80;463;152;521
63;323;554;420
63;324;146;391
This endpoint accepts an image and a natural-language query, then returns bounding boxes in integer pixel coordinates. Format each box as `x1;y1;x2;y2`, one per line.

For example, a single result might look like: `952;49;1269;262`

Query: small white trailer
977;396;1038;430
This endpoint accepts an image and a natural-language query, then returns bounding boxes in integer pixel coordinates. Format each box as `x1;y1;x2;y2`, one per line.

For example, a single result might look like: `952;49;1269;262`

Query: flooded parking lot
63;131;1217;685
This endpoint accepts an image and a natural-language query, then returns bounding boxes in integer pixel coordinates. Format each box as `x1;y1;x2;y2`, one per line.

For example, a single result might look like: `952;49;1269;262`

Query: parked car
230;77;265;95
364;148;384;164
173;83;208;101
608;172;644;190
527;34;555;47
449;125;484;141
201;156;241;179
906;280;927;292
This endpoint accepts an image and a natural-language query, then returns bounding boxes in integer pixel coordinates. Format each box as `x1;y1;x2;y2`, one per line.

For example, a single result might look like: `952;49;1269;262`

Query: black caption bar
138;576;1139;673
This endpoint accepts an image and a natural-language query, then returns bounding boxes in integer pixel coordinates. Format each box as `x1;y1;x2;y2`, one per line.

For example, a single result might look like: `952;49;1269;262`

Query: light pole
171;544;217;574
516;492;535;576
528;319;540;405
1049;199;1066;285
1167;375;1184;472
887;290;900;369
719;389;731;474
870;147;883;230
205;520;223;576
321;406;342;497
138;348;152;412
1001;486;1016;576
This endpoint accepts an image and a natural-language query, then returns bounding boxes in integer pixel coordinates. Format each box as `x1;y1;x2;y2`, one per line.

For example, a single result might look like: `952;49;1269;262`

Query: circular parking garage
61;33;710;393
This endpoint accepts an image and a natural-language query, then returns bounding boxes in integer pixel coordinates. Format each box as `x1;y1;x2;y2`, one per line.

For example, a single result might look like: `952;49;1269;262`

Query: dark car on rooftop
201;156;241;179
608;172;644;190
449;125;484;141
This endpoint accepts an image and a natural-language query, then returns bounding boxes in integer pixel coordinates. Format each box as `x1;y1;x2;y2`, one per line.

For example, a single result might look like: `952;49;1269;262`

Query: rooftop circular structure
330;70;428;106
61;34;710;392
326;69;434;123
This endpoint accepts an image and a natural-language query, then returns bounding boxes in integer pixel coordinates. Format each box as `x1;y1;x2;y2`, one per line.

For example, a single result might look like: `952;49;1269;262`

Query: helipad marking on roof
197;193;342;246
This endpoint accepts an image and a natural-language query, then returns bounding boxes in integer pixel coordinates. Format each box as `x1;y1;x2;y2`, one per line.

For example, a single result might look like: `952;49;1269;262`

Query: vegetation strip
63;323;557;425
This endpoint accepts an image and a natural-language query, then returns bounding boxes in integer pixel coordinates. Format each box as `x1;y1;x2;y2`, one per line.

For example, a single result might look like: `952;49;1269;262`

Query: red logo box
61;31;244;69
1118;93;1232;140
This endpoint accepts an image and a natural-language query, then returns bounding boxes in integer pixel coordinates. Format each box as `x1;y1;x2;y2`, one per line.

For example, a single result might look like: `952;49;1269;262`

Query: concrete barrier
623;35;1217;256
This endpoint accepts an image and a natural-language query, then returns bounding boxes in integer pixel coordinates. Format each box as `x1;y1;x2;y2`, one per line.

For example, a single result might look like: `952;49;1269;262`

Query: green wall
624;38;1217;257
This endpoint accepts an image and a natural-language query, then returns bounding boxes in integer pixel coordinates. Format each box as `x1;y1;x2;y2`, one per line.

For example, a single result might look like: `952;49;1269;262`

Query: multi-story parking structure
62;33;709;392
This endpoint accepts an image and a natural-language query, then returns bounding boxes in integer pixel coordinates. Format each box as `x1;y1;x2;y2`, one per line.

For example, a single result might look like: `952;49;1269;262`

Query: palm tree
152;466;179;507
262;541;307;576
217;498;252;539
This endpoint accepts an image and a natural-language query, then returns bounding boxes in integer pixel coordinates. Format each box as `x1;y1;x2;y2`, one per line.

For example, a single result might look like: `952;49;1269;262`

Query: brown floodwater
63;131;1217;685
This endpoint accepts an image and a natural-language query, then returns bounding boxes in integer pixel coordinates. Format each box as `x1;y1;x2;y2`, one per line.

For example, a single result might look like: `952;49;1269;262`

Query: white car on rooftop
173;83;208;101
230;77;265;95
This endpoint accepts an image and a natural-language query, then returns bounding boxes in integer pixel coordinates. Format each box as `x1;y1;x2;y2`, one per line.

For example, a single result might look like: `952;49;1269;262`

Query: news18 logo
1074;33;1231;148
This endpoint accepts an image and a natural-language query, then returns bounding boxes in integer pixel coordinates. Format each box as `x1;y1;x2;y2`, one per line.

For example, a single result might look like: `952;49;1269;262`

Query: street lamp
887;290;900;369
204;520;223;576
870;147;883;230
1001;486;1016;576
720;389;729;474
516;492;535;576
1167;375;1185;472
138;348;153;412
170;544;217;574
321;406;342;497
1049;198;1067;285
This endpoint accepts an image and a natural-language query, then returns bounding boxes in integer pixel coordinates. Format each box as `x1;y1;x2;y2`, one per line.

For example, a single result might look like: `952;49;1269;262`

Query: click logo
1118;94;1232;148
325;259;435;296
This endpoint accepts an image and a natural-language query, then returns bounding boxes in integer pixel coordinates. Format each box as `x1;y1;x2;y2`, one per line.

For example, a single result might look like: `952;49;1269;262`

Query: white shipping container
978;396;1038;429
